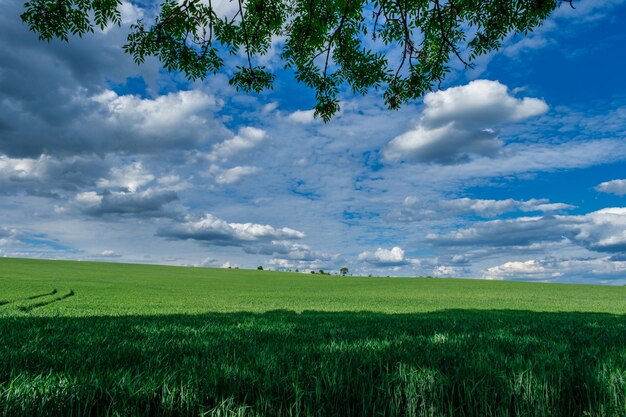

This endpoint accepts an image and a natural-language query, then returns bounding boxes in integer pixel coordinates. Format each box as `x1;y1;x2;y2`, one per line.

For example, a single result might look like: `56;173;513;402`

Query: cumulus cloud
0;154;109;196
484;256;626;282
74;189;179;217
157;214;305;248
358;246;414;266
96;162;154;192
573;208;626;253
201;127;265;185
427;207;626;257
421;80;548;126
595;179;626;196
288;109;316;124
484;259;559;280
384;80;548;164
207;126;267;163
88;89;224;153
384;124;502;164
56;160;184;218
0;2;232;158
0;87;226;157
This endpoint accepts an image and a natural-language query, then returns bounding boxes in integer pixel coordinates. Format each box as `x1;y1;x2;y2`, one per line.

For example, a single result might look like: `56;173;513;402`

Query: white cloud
0;155;45;181
1;88;228;157
573;207;626;253
408;138;626;190
158;214;305;247
595;179;626;196
0;154;109;196
358;246;410;266
421;80;548;126
384;80;548;164
427;215;570;247
119;1;144;24
484;259;558;280
432;265;463;277
97;162;154;192
92;89;220;141
262;102;279;113
214;166;259;185
384;124;502;164
288;109;316;124
525;202;574;212
397;197;574;220
484;256;626;283
428;207;626;256
207;126;267;162
209;0;240;20
74;188;179;217
503;36;552;57
75;191;103;206
441;198;517;217
0;227;20;245
267;256;339;272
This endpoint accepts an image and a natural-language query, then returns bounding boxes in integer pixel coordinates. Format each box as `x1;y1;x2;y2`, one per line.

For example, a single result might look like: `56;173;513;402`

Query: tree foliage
21;0;566;121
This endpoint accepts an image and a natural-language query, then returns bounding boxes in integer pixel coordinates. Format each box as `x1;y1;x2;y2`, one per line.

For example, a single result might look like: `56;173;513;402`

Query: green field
1;257;625;416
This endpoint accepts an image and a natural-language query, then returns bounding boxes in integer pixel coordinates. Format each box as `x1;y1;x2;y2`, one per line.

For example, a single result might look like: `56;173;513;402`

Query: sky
2;0;626;284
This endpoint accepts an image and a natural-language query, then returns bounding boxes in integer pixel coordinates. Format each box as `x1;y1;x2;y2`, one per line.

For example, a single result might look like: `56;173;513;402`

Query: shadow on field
1;309;625;417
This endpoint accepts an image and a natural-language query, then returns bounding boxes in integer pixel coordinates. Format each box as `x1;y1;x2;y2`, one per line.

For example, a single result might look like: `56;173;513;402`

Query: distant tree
310;270;315;274
257;265;263;270
295;268;299;273
340;267;349;276
20;0;566;121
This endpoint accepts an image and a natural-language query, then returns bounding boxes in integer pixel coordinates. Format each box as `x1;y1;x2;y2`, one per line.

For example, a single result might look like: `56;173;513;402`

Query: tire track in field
25;289;58;300
17;290;75;313
0;289;58;308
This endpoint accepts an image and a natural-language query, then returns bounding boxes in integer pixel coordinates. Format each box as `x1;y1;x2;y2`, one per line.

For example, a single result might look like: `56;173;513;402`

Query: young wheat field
0;257;625;417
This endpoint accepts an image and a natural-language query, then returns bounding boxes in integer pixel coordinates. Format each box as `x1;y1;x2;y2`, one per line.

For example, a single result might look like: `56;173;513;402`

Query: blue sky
2;0;626;284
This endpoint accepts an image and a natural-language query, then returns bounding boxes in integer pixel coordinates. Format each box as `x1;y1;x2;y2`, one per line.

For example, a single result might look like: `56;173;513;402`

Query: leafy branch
21;0;562;121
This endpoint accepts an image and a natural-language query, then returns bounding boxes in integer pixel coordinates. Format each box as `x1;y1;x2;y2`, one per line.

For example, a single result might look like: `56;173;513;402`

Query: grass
0;257;625;416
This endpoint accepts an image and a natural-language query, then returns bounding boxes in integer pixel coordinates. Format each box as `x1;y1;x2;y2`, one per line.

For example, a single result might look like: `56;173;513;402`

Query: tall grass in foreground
1;310;625;417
